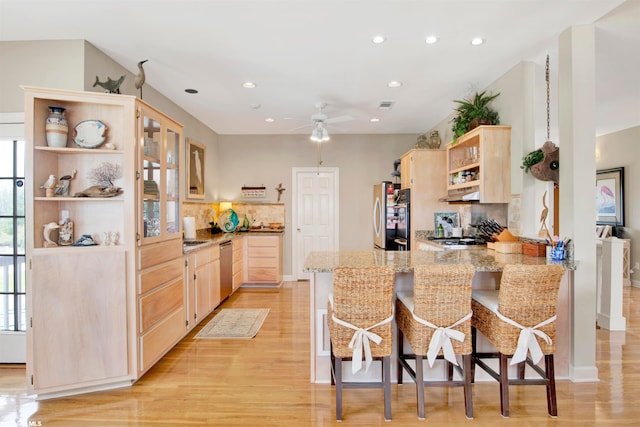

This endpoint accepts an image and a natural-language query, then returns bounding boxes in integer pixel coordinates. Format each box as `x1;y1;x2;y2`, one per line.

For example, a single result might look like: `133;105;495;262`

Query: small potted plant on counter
451;90;501;140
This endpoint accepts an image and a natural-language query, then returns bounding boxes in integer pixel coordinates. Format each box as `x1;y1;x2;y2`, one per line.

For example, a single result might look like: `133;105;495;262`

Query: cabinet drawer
233;259;243;275
247;235;278;247
248;246;277;258
194;246;215;267
139;257;184;294
247;257;278;268
247;268;278;282
139;278;184;333
139;239;183;270
139;307;185;373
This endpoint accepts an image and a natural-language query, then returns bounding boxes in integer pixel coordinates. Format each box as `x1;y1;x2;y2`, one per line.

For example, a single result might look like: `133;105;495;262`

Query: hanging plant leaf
521;149;544;173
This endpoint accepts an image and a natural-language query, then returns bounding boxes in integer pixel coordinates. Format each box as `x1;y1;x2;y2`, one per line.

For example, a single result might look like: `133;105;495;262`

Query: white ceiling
1;0;638;136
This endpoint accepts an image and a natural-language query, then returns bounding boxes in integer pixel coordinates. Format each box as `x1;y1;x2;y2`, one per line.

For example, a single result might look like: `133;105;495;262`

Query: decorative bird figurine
55;169;77;196
134;60;148;99
41;174;56;196
275;183;286;202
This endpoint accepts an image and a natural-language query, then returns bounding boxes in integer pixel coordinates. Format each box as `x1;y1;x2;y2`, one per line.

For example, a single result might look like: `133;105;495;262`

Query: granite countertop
183;228;284;253
303;248;577;273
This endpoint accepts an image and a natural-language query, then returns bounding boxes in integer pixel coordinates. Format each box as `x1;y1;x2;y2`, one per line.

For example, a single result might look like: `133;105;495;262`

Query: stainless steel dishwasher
219;240;233;301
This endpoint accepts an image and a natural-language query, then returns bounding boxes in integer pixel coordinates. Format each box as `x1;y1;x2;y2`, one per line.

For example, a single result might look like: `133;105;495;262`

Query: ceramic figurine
93;75;125;94
41;174;56;197
43;222;59;247
134;59;148;98
55;169;77;196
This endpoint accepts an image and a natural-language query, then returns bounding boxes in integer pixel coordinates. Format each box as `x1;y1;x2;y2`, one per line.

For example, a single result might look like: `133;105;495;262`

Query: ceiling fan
293;102;354;141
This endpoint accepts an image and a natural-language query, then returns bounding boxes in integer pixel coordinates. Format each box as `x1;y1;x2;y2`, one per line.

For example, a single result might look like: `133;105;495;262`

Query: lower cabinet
232;235;244;291
185;244;220;332
137;239;185;375
245;234;283;285
28;248;130;397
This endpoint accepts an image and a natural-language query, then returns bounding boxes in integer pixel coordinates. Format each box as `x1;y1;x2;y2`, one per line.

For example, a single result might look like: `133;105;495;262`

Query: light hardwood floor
1;282;639;426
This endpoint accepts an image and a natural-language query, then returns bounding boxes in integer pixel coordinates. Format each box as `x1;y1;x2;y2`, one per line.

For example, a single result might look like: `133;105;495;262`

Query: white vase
45;106;68;147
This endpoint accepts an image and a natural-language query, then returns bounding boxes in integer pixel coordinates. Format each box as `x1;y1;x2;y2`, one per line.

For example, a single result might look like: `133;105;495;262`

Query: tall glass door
0;115;27;362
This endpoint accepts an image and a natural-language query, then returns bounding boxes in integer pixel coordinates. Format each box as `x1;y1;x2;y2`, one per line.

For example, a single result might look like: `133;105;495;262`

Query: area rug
195;308;269;339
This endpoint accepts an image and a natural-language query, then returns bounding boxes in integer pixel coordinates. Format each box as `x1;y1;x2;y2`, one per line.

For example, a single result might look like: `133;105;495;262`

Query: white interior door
292;167;339;280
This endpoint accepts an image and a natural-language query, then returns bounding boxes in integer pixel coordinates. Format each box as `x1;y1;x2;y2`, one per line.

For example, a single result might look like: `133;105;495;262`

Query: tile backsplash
182;202;285;231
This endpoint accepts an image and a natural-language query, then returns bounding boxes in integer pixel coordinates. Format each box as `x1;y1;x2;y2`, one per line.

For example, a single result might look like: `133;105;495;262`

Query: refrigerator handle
373;198;381;237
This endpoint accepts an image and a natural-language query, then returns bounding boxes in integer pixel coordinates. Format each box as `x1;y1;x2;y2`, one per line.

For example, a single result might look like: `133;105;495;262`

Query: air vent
378;101;394;110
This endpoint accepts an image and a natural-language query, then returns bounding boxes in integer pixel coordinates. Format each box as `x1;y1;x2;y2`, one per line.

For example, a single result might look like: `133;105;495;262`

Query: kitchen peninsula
304;248;576;384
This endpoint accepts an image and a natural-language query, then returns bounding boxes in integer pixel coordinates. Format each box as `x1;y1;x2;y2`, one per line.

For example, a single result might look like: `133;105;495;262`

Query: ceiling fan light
321;127;330;141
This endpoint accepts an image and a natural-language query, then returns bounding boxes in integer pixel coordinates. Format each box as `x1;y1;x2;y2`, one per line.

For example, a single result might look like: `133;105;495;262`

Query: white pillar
597;237;627;330
558;25;599;382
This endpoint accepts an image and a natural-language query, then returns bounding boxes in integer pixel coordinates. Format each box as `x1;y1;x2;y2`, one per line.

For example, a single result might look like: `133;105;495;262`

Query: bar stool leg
546;354;558;417
499;353;510;418
463;354;473;419
335;357;343;421
416;355;425;420
383;355;392;421
397;328;404;385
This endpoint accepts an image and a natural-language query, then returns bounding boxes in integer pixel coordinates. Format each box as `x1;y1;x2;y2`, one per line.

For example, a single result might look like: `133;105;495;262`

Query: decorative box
522;242;547;257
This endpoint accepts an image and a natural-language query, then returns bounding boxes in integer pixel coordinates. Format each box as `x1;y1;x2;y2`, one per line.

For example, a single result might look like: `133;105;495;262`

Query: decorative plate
73;120;107;148
219;209;239;232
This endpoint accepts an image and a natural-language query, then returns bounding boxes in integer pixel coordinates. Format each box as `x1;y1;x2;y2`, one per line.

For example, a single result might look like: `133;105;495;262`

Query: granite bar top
303;248;577;273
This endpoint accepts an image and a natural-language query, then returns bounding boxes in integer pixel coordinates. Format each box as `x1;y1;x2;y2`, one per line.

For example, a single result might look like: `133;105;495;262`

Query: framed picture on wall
596;167;624;226
187;138;205;199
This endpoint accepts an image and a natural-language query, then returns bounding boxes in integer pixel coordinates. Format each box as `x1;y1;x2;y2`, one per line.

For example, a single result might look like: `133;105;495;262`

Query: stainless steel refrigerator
373;181;400;250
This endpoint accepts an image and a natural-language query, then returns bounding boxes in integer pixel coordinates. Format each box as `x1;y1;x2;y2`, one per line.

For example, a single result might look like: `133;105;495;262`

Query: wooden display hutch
445;126;511;203
24;86;184;398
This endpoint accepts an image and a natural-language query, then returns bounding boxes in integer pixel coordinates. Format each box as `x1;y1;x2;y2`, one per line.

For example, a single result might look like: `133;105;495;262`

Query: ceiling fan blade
326;115;354;124
289;122;314;131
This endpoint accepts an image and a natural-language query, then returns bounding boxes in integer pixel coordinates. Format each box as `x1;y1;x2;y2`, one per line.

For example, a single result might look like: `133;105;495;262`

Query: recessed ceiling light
184;88;198;94
372;35;386;44
471;37;484;46
370;118;380;123
242;81;256;89
387;81;402;88
250;103;261;109
425;36;438;44
265;117;275;123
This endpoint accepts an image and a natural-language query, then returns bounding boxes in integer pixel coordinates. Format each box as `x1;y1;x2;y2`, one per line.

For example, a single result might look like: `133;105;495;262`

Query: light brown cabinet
24;87;185;398
245;234;283;285
186;244;220;332
232;235;244;291
445;126;511;203
399;149;450;249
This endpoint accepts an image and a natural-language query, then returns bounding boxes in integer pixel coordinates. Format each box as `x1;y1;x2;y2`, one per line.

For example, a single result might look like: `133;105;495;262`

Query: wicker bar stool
327;266;396;422
471;264;565;418
396;263;476;419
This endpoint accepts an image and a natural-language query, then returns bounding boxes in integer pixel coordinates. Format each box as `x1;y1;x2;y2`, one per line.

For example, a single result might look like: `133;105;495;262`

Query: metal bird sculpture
93;75;125;94
134;60;148;99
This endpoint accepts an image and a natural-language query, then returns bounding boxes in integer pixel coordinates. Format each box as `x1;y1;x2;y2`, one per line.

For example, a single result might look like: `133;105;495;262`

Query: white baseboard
569;365;600;383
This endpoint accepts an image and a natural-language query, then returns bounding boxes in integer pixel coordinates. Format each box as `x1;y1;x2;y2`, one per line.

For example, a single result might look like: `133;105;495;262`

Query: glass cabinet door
138;106;181;244
165;127;180;238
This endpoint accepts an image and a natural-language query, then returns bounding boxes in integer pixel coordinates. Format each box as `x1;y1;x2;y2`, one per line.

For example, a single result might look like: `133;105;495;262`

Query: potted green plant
451;90;501;139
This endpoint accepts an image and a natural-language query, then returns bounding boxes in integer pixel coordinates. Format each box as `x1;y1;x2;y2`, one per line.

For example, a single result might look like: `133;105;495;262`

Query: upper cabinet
137;105;182;245
445;126;511;203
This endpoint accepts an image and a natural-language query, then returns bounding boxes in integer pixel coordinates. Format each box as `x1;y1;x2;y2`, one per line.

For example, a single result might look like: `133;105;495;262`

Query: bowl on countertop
269;222;283;229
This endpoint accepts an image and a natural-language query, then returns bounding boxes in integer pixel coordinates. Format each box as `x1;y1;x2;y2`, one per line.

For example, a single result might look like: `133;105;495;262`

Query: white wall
596;126;640;286
217;133;417;275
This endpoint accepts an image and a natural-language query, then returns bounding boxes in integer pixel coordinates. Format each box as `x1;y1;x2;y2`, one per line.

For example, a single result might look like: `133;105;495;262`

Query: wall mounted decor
596;167;624;226
187;138;205;199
